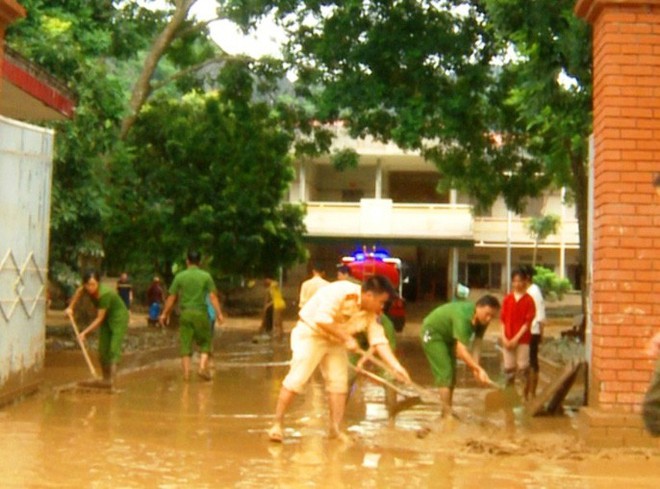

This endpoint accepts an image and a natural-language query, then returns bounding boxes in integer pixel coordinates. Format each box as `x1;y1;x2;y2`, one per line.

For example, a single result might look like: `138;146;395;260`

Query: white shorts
282;321;348;394
502;343;530;371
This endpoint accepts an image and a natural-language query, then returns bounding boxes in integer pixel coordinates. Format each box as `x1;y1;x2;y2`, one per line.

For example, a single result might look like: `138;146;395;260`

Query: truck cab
340;248;406;332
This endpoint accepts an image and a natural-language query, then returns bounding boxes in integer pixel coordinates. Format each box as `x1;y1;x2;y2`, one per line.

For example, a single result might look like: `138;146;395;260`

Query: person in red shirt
500;267;536;389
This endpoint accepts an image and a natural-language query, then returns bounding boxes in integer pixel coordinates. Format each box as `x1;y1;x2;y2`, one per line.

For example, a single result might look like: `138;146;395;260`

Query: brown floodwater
1;329;658;488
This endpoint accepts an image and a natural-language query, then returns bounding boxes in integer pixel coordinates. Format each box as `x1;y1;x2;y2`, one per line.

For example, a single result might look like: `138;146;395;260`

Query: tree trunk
120;0;196;140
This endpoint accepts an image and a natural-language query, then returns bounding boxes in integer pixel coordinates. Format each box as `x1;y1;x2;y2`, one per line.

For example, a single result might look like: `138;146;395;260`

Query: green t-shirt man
169;266;216;312
420;301;477;387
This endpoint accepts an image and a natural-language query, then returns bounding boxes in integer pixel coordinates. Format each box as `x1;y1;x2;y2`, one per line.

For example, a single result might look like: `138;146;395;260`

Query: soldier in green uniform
421;295;500;418
66;270;129;387
160;250;224;381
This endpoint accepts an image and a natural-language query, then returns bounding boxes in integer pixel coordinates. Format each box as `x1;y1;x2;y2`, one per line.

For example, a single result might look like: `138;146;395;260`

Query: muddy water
1;330;659;488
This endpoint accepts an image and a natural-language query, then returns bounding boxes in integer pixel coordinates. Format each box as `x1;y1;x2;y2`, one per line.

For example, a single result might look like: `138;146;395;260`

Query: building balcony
303;199;474;244
302;198;580;248
473;216;580;248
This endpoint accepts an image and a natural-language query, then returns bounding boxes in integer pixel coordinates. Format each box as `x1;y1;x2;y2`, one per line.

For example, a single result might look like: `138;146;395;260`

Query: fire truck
340;248;406;332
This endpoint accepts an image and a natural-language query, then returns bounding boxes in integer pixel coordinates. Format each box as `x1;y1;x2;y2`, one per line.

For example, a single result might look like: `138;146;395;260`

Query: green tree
224;0;592;314
526;214;561;266
7;1;326;289
104;60;309;281
6;0;162;285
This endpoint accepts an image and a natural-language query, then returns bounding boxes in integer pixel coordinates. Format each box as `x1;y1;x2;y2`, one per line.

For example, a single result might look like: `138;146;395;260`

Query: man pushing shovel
420;295;500;425
268;275;411;443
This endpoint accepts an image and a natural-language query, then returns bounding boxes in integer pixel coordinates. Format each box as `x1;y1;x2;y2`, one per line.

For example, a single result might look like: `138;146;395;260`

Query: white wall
0;116;53;401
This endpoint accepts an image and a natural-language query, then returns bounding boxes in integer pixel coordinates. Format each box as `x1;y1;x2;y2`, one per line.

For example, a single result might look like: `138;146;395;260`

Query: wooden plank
526;361;585;417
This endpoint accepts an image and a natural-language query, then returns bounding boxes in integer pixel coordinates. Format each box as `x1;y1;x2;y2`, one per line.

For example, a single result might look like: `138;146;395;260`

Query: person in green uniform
421;295;500;418
160;250;224;381
65;269;129;387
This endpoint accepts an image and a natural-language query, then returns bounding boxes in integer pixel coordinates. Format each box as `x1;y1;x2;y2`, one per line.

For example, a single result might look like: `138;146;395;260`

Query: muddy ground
0;310;658;488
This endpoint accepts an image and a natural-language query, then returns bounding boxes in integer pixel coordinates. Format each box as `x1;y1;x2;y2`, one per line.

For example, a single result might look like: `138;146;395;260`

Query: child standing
500;268;536;390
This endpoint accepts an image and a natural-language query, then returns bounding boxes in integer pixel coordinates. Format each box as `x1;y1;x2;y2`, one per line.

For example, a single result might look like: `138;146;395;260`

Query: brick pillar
575;0;660;447
0;0;25;82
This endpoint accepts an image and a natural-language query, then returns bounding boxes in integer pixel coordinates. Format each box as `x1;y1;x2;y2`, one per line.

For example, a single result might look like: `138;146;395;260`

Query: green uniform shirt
92;284;129;329
421;301;475;347
169;266;216;312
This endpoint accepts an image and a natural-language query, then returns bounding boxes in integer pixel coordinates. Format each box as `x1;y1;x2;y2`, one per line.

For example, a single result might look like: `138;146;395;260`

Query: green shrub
533;266;571;301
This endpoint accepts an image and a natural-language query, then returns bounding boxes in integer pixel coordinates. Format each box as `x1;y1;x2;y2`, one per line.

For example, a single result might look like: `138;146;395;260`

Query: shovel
348;363;424;417
355;348;441;404
484;379;522;413
66;312;101;380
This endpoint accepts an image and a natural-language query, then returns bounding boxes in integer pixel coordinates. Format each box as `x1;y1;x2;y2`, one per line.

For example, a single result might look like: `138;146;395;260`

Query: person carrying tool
159;250;224;381
65;269;129;388
420;295;500;419
267;275;411;443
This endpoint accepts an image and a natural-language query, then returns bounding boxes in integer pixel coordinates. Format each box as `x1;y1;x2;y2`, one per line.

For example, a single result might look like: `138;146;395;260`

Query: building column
575;0;660;447
559;186;567;279
447;248;459;301
448;188;459;299
299;160;306;202
375;158;382;199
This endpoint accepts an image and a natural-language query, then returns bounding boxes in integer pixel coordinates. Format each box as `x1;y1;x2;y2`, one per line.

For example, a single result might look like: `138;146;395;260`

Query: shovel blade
485;385;521;413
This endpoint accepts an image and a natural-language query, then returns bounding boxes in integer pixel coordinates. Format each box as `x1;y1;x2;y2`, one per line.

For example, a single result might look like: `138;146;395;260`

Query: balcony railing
473;217;580;247
304;199;473;241
303;199;580;247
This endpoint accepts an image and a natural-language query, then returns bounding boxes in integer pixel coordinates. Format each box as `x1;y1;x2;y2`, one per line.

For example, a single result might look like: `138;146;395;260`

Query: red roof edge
2;50;75;119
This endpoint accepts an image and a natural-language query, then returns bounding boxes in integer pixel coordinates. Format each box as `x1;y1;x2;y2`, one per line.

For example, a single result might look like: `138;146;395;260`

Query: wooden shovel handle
67;312;100;379
349;363;412;397
355;348;438;400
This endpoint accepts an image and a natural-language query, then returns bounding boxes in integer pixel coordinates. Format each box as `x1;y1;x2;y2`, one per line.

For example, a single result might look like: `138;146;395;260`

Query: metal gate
0;115;53;403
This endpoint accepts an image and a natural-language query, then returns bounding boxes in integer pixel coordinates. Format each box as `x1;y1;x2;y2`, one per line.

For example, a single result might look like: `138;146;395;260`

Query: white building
288;125;580;302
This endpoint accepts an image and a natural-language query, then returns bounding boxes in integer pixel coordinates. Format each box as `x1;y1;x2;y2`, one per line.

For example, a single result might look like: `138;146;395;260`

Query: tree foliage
105;60;308;279
6;1;320;288
224;0;591;218
533;266;571;302
526;214;561;266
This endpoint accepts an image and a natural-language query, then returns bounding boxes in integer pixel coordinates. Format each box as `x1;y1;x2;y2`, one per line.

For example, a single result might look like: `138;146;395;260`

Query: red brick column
0;0;25;83
575;0;660;446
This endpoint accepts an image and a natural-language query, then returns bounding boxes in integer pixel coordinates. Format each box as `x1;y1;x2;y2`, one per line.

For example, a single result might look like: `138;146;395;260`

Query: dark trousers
529;333;541;372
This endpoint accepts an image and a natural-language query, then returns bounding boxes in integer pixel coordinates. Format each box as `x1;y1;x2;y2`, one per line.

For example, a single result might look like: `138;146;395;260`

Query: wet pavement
1;324;659;488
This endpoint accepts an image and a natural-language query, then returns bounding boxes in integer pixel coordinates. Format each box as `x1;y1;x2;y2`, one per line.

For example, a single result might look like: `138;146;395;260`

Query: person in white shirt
268;275;410;443
298;265;329;309
524;265;546;400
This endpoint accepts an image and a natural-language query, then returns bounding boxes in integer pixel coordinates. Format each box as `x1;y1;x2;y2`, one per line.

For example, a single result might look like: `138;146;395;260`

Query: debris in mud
540;337;585;365
46;323;179;354
461;435;589;459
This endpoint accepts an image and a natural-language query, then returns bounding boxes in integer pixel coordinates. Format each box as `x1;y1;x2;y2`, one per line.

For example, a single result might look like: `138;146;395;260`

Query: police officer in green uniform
160;250;224;381
66;270;129;387
420;295;500;418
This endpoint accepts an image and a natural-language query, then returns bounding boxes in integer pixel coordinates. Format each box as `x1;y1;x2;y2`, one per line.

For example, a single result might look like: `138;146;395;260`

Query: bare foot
197;369;212;381
268;423;283;443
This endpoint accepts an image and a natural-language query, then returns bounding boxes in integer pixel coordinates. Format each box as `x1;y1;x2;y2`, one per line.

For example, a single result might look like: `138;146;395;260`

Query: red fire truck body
341;250;406;332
